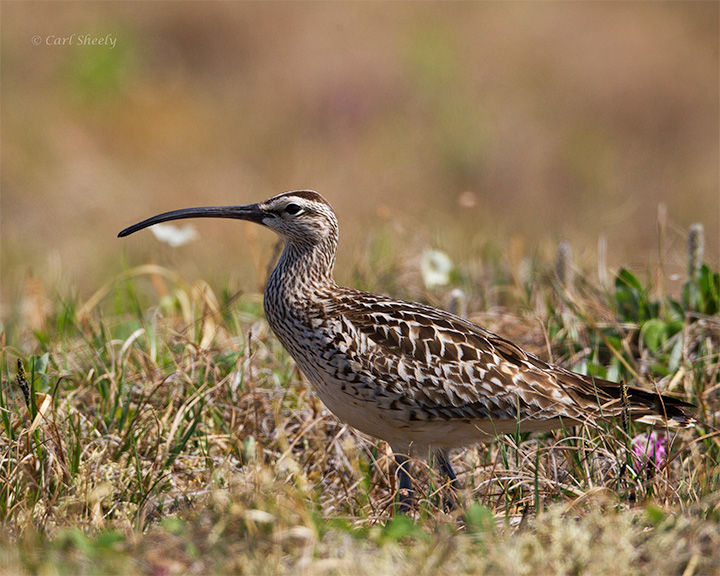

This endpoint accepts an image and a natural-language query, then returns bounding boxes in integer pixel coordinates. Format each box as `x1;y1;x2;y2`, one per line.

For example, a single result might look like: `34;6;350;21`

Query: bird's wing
328;290;693;427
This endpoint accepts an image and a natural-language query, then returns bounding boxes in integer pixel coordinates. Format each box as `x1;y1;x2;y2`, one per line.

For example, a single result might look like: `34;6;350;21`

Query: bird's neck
265;237;338;309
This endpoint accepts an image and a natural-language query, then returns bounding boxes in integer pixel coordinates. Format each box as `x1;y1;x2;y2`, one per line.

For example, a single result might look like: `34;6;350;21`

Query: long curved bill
118;204;266;238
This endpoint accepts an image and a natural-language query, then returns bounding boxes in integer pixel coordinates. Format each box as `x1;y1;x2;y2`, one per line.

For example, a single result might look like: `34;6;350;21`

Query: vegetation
1;226;718;575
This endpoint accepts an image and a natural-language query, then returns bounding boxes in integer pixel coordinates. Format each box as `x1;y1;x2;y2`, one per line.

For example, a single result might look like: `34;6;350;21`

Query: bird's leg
433;449;460;511
394;453;414;513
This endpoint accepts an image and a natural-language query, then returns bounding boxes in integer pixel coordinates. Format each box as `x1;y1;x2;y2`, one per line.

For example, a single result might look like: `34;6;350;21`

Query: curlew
119;190;694;510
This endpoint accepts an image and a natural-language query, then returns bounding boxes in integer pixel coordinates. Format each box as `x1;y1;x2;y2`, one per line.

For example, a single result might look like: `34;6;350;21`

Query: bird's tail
600;379;696;428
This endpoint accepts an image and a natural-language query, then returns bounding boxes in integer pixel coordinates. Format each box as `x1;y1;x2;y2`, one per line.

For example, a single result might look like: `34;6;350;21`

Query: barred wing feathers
328;291;693;429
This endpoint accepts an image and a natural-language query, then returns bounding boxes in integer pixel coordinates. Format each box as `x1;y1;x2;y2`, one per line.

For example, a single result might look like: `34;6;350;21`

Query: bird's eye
284;203;302;215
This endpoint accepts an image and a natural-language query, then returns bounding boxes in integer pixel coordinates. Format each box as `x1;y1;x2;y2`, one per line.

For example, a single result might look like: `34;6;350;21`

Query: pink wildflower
632;432;668;473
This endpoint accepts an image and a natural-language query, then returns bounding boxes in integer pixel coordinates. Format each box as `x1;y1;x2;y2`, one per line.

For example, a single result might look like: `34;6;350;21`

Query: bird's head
118;190;337;248
257;191;337;246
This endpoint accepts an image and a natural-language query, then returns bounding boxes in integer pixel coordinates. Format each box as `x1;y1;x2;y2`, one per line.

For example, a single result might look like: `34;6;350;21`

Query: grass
0;229;719;575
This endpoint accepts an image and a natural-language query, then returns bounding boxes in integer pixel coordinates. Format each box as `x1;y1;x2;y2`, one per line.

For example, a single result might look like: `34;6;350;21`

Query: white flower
420;248;453;289
150;223;199;247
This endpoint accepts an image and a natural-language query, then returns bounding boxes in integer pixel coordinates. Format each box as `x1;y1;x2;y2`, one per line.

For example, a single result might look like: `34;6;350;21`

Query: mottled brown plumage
119;190;695;508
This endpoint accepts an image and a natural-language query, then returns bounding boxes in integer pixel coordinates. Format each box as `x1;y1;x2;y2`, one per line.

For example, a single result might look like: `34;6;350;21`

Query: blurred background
2;2;718;323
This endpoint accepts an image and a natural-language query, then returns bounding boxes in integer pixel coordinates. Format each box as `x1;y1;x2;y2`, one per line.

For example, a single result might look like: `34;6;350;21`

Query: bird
119;190;695;511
